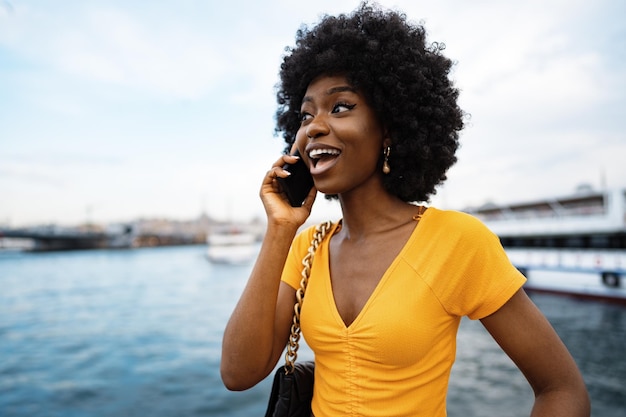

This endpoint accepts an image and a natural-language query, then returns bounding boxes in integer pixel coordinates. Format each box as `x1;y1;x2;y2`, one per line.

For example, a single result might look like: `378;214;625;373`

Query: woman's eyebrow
302;85;357;104
327;86;357;95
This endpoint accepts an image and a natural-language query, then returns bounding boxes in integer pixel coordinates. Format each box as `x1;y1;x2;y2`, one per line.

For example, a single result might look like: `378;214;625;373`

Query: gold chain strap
284;220;333;374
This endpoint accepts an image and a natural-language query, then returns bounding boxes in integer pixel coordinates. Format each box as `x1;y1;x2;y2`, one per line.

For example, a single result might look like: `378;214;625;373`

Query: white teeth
308;148;341;159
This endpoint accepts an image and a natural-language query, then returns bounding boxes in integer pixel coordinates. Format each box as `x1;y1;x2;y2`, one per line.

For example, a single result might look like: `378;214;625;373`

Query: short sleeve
281;225;318;290
419;210;527;319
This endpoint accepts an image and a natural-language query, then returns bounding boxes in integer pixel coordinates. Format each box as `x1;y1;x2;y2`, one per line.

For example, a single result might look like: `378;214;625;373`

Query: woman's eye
332;102;356;113
299;112;313;122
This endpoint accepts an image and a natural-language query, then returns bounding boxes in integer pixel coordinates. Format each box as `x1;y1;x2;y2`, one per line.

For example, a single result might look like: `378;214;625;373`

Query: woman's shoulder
423;207;496;241
425;206;486;227
292;220;340;247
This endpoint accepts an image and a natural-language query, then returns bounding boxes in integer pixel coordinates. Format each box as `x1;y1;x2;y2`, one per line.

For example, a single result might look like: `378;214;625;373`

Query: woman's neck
337;188;421;240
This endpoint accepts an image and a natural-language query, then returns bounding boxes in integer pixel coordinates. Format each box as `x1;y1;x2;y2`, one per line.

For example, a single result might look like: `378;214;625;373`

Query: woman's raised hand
260;154;317;227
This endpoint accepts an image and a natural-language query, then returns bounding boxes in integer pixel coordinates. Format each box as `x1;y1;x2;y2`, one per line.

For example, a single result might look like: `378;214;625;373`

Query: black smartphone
277;150;314;207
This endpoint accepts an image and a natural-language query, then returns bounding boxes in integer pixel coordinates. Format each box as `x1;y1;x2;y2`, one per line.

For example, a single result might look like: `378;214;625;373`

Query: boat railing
477;204;606;222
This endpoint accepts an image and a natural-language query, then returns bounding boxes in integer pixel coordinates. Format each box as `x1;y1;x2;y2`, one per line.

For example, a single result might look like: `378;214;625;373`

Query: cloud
1;0;624;226
1;4;228;100
0;151;124;190
416;0;626;209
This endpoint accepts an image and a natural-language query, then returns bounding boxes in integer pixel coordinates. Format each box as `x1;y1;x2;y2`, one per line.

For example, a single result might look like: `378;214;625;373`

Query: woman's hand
260;154;317;227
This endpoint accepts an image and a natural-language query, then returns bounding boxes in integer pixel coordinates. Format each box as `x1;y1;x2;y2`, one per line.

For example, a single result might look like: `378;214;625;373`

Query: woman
221;3;590;416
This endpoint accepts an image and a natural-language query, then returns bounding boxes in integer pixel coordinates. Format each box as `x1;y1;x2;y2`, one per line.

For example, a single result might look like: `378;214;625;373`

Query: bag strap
284;220;333;374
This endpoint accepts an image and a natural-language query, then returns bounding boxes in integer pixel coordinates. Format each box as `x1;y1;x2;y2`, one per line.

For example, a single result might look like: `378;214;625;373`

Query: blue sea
0;245;624;416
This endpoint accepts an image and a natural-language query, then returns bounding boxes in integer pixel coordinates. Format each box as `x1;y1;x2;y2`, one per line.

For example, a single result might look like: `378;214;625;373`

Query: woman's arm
480;289;590;416
220;154;316;391
221;225;299;390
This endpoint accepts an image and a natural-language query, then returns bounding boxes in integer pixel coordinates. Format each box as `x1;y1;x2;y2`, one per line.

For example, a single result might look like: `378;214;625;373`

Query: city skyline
1;0;625;227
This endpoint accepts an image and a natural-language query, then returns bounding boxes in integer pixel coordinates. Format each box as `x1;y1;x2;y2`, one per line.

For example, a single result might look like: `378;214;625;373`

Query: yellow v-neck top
281;208;526;417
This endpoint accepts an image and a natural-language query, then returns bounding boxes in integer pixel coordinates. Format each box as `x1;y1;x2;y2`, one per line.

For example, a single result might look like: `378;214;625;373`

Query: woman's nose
305;115;330;139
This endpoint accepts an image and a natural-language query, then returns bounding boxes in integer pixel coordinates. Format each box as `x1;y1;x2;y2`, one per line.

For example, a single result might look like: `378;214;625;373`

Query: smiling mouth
308;148;341;167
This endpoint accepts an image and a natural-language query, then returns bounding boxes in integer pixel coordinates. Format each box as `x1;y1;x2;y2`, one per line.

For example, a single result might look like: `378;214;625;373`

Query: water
0;246;624;416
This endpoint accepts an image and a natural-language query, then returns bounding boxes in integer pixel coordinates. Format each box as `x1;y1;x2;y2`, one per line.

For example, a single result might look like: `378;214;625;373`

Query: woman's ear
381;124;392;146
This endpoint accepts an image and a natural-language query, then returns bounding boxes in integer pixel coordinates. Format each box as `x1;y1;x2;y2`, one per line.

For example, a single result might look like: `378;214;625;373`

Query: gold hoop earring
382;146;391;174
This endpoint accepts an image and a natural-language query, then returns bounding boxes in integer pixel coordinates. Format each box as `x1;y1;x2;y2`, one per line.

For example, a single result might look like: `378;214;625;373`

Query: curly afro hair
275;2;464;203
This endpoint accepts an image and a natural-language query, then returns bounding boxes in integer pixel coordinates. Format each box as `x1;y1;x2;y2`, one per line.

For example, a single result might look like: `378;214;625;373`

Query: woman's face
295;75;388;196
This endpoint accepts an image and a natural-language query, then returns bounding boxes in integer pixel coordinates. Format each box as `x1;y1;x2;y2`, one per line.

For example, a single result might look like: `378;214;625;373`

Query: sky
1;0;625;227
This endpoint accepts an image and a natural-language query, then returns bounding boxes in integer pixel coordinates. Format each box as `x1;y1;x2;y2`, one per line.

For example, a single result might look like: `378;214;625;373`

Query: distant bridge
0;225;202;251
0;226;133;251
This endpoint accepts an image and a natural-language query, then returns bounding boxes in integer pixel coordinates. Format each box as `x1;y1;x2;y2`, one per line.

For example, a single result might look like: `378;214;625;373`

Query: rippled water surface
0;246;624;416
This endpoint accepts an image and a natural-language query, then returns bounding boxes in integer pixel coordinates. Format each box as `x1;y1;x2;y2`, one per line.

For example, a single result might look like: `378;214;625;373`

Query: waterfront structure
467;187;626;302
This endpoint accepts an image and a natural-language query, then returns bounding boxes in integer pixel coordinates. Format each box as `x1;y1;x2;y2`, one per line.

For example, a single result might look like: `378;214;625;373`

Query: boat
466;187;626;303
206;226;259;265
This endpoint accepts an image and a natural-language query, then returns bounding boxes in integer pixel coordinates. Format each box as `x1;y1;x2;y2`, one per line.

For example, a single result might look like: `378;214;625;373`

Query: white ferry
206;226;259;265
467;187;626;303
